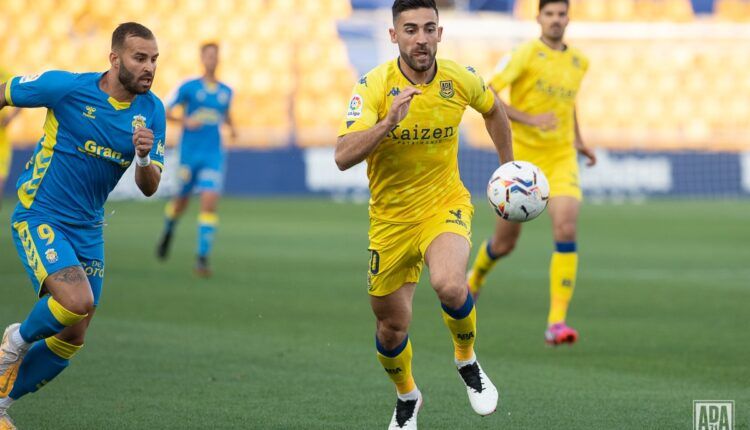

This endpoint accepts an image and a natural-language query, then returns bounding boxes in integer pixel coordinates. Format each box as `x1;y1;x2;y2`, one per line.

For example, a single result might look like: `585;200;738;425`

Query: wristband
135;153;151;167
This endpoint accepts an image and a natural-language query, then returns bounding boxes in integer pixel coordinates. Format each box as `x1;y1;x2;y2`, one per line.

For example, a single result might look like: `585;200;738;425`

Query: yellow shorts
0;135;11;179
515;144;581;201
367;204;473;297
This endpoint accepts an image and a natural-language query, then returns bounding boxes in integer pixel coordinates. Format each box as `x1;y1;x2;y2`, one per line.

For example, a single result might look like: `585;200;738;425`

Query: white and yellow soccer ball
487;160;550;222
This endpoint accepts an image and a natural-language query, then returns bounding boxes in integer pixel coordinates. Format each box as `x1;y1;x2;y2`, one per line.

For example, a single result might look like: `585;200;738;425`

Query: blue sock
9;338;78;400
197;212;218;258
485;240;501;260
164;218;176;235
19;296;85;343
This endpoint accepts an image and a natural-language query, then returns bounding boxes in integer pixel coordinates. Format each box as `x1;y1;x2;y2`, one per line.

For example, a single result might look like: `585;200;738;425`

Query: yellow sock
441;292;477;361
548;249;578;325
468;240;500;296
376;336;416;395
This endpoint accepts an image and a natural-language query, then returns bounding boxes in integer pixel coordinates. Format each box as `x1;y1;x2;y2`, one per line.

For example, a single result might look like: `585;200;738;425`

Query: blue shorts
178;152;225;197
11;210;105;306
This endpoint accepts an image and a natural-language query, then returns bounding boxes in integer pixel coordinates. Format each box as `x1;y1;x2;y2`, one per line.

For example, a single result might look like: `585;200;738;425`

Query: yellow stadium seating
714;0;750;21
1;0;747;151
0;0;355;148
516;0;694;21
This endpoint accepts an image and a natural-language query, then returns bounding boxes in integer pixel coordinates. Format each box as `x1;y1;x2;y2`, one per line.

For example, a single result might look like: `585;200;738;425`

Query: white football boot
388;390;422;429
456;358;498;416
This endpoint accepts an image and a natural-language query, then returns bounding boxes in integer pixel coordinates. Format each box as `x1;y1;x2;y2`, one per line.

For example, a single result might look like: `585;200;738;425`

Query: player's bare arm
0;83;23;126
133;127;161;196
166;106;200;130
573;108;595;166
0;82;8;110
0;107;20;128
482;93;514;164
490;86;557;131
335;86;421;171
225;109;238;141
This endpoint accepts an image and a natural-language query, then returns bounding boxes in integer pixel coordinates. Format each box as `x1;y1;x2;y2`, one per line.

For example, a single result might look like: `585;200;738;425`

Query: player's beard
545;24;565;42
401;46;436;73
119;64;153;95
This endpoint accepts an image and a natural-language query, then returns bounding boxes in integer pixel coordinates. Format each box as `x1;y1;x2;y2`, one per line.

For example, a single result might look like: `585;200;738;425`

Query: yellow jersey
489;39;588;149
338;58;495;223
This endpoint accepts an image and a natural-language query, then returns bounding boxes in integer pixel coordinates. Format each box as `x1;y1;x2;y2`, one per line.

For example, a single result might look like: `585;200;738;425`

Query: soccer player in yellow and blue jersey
0;23;165;429
336;1;513;428
156;42;236;277
0;68;20;211
467;0;597;346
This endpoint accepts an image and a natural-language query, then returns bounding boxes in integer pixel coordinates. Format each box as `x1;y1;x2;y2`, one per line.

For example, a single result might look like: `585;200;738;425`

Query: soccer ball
487;161;550;222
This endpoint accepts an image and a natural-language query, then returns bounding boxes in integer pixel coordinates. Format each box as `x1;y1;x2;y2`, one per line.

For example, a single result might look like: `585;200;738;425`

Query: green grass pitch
1;198;748;429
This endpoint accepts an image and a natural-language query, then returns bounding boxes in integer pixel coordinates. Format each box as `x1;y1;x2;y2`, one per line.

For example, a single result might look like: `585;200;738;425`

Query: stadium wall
4;147;749;201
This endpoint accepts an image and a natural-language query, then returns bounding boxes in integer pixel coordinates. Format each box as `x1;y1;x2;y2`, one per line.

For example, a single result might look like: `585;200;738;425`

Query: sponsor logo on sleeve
347;94;363;120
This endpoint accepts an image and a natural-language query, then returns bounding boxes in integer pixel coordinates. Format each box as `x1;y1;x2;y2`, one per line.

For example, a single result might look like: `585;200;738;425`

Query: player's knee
377;320;409;350
553;221;577;242
431;272;466;305
58;291;94;316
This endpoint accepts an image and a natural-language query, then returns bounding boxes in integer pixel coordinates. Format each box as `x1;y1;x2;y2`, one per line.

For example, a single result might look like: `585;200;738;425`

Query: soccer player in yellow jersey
467;0;597;346
0;69;20;210
336;1;513;428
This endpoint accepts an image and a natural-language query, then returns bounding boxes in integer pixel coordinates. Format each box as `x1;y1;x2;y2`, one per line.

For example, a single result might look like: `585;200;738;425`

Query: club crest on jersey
217;90;230;105
83;106;96;119
439;80;455;98
131;114;146;131
347;94;363;119
45;248;58;264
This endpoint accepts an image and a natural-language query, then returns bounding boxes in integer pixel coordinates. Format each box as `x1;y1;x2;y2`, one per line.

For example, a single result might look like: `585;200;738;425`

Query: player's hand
183;116;202;130
132;127;154;158
385;87;422;127
528;112;557;131
577;144;597;167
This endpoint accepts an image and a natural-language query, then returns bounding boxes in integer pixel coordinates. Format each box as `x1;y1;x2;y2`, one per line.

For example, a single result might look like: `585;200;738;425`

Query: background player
467;0;597;346
155;42;236;277
336;1;513;428
0;23;165;429
0;68;20;211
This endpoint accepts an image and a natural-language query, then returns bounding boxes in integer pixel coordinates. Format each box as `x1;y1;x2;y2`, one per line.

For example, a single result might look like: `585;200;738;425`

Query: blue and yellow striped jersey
5;70;166;226
167;78;232;157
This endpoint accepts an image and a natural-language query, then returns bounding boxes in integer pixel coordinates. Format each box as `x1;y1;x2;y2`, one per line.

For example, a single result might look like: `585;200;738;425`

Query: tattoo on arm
51;266;88;285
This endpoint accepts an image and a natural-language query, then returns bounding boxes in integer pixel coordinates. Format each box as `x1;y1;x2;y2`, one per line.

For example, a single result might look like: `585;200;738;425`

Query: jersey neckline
395;57;439;86
96;71;136;110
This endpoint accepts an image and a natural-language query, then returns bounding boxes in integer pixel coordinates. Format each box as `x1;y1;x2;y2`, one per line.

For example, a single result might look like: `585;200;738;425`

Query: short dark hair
539;0;569;11
392;0;438;21
201;42;219;53
111;22;155;50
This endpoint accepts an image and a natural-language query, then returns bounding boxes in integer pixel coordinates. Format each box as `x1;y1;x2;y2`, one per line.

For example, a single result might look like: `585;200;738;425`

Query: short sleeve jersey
5;70;166;226
338;58;495;223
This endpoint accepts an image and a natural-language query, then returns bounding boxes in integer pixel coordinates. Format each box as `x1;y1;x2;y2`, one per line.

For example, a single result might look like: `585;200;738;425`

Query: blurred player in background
156;42;236;277
467;0;597;346
0;69;20;211
0;23;165;429
336;1;514;428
